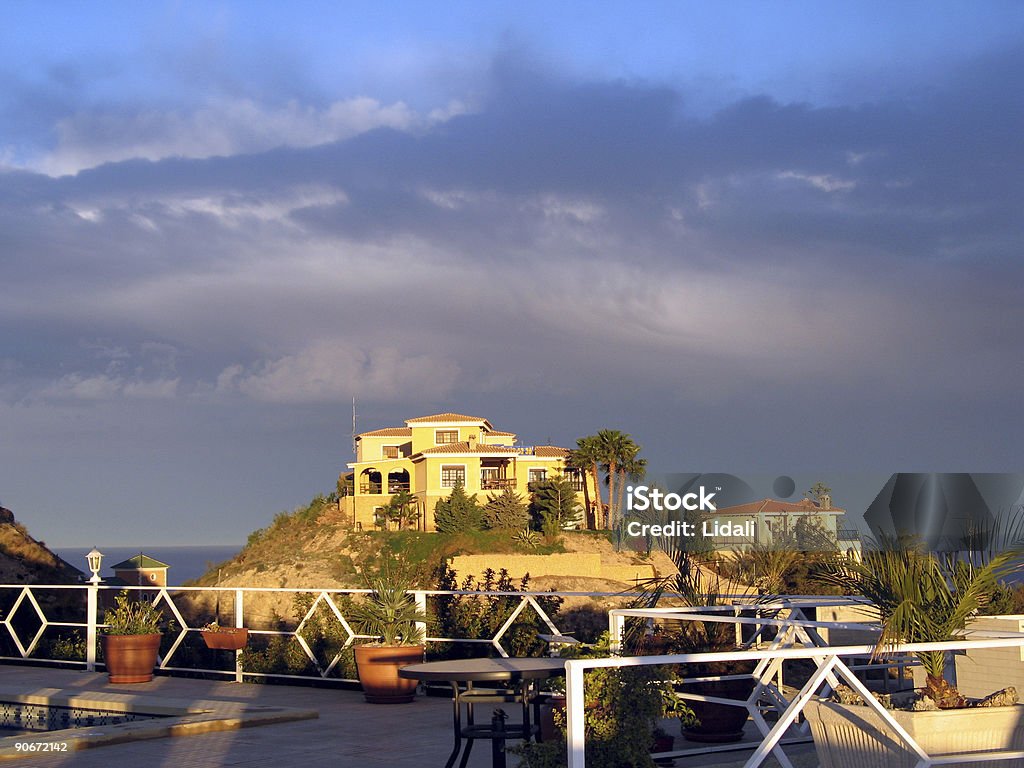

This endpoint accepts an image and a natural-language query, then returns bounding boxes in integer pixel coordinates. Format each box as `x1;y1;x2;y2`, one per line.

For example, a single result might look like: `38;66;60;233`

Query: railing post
86;583;98;672
608;610;624;654
414;590;428;645
566;660;585;768
235;589;244;683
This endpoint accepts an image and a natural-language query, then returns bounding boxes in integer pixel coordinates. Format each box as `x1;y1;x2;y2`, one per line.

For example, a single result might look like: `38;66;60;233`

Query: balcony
359;482;411;495
480;477;516;491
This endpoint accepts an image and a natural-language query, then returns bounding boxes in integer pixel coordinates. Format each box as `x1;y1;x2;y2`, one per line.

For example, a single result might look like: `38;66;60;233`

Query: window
529;468;547;483
382;445;400;459
435;429;459;444
441;465;466;488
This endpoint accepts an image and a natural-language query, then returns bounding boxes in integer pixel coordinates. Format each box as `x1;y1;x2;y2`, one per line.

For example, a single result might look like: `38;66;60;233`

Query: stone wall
447;553;656;585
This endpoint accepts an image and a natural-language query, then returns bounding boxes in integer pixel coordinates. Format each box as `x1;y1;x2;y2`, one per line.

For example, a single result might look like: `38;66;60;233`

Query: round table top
398;656;567;682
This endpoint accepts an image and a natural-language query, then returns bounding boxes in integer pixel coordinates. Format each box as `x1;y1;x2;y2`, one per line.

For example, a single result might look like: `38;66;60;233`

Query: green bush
434;483;484;533
431;565;562;658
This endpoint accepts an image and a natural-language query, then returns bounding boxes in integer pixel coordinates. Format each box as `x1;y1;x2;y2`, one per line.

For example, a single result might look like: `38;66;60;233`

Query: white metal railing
0;583;625;683
564;603;1024;768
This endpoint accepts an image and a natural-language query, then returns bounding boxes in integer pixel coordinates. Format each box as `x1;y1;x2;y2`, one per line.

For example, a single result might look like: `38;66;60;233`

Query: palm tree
595;429;640;530
814;537;1022;708
569;436;602;529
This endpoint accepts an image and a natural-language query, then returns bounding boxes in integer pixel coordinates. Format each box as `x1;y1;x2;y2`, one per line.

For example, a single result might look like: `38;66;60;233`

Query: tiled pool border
0;687;318;759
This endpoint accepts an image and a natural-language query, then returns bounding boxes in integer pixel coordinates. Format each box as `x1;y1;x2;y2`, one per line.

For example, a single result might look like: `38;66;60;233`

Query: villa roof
111;554;170;570
533;445;570;458
406;412;490;425
715;498;846;516
357;427;413;438
417;442;518;456
487;430;516;437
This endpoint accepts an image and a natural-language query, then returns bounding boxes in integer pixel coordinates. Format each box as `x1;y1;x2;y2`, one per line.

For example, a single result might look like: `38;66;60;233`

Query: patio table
399;657;566;768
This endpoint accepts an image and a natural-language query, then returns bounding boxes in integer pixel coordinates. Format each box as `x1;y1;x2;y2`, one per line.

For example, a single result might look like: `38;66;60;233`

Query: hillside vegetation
0;506;81;584
186;493;670;627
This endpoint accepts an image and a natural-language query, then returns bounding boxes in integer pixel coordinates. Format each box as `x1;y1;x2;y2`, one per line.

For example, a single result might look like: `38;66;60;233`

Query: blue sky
1;2;1023;545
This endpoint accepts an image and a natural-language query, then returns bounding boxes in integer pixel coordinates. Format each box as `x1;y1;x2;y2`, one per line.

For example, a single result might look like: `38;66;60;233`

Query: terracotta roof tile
533;445;570;457
487;430;515;436
715;498;845;515
418;442;518;455
358;427;413;438
406;412;488;423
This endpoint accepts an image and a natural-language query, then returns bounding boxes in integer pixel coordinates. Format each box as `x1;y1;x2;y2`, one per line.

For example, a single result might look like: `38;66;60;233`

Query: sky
1;2;1023;546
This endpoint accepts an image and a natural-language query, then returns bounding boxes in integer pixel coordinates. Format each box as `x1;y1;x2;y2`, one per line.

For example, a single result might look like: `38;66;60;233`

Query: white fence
0;582;597;682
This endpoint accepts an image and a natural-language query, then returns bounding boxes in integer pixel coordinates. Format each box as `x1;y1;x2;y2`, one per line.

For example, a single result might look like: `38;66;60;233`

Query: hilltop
187;494;676;625
0;505;82;583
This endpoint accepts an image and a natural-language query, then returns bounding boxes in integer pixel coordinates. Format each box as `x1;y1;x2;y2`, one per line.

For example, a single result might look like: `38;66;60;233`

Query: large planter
681;675;756;743
354;644;424;704
805;698;1024;768
101;633;161;684
202;627;249;650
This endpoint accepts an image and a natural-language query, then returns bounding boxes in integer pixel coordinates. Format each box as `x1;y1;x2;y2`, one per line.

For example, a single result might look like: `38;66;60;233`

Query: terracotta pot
540;694;566;741
101;633;161;684
682;675;756;743
202;628;248;650
354;644;424;704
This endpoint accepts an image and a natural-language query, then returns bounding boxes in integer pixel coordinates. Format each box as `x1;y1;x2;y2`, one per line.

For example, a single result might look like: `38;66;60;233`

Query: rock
975;687;1018;708
830;685;865;705
910;694;939;711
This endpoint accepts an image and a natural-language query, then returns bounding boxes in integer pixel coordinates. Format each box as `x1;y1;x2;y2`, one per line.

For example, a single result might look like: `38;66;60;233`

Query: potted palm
349;571;428;704
101;592;165;683
630;547;757;743
808;538;1024;766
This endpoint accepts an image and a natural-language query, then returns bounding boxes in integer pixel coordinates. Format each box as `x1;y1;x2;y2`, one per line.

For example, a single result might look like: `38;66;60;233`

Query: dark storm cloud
0;48;1021;421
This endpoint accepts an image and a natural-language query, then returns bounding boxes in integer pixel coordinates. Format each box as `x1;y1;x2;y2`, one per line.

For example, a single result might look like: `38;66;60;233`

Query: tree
529;476;582;539
595;429;641;530
384;490;420;530
571;435;605;529
433;483;483;533
482;488;530;531
807;482;832;503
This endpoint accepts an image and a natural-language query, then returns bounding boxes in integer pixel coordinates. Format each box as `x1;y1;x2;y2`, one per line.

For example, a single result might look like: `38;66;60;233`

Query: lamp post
85;548;103;671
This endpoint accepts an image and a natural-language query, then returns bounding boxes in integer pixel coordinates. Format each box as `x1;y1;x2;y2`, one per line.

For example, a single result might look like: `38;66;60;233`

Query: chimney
468;434;477;449
819;493;831;510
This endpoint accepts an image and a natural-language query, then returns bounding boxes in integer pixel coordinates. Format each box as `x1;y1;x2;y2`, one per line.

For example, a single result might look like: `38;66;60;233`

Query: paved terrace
0;666;816;768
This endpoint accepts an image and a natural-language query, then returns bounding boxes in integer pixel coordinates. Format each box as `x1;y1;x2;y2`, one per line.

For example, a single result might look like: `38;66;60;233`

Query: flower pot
681;676;756;743
202;628;248;650
805;698;1024;768
101;633;161;684
354;644;424;704
539;694;566;741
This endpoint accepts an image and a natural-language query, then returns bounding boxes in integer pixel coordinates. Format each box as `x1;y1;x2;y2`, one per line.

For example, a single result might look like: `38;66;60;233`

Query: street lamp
86;547;103;584
85;547;103;671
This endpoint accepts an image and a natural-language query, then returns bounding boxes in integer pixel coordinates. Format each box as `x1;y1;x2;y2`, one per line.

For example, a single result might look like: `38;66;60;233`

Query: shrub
431;565;562;658
433;483;483;533
483;488;530;530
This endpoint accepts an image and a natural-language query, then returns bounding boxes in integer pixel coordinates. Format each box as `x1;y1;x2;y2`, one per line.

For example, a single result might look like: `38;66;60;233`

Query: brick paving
0;666;814;767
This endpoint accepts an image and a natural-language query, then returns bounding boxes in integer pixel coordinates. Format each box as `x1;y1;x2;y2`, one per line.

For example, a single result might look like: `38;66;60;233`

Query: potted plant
349;570;428;704
201;621;249;650
807;538;1024;766
630;547;758;743
100;592;165;683
516;632;696;768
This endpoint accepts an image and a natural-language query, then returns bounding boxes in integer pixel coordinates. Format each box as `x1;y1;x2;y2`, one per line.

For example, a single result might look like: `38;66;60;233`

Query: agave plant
349;571;428;647
814;537;1023;708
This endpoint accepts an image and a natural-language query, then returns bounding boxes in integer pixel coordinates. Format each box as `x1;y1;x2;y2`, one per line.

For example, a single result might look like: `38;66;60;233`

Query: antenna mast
351;397;357;458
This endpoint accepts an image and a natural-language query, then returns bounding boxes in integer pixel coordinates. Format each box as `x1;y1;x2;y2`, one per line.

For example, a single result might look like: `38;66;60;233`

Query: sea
55;545;243;585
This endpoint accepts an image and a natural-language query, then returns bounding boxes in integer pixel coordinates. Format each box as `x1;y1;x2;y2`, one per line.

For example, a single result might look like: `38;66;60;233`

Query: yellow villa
338;412;594;531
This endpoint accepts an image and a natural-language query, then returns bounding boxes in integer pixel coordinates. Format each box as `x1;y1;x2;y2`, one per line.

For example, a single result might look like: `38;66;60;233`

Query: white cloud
777;170;856;192
36;96;465;176
40;373;179;401
218;341;460;403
